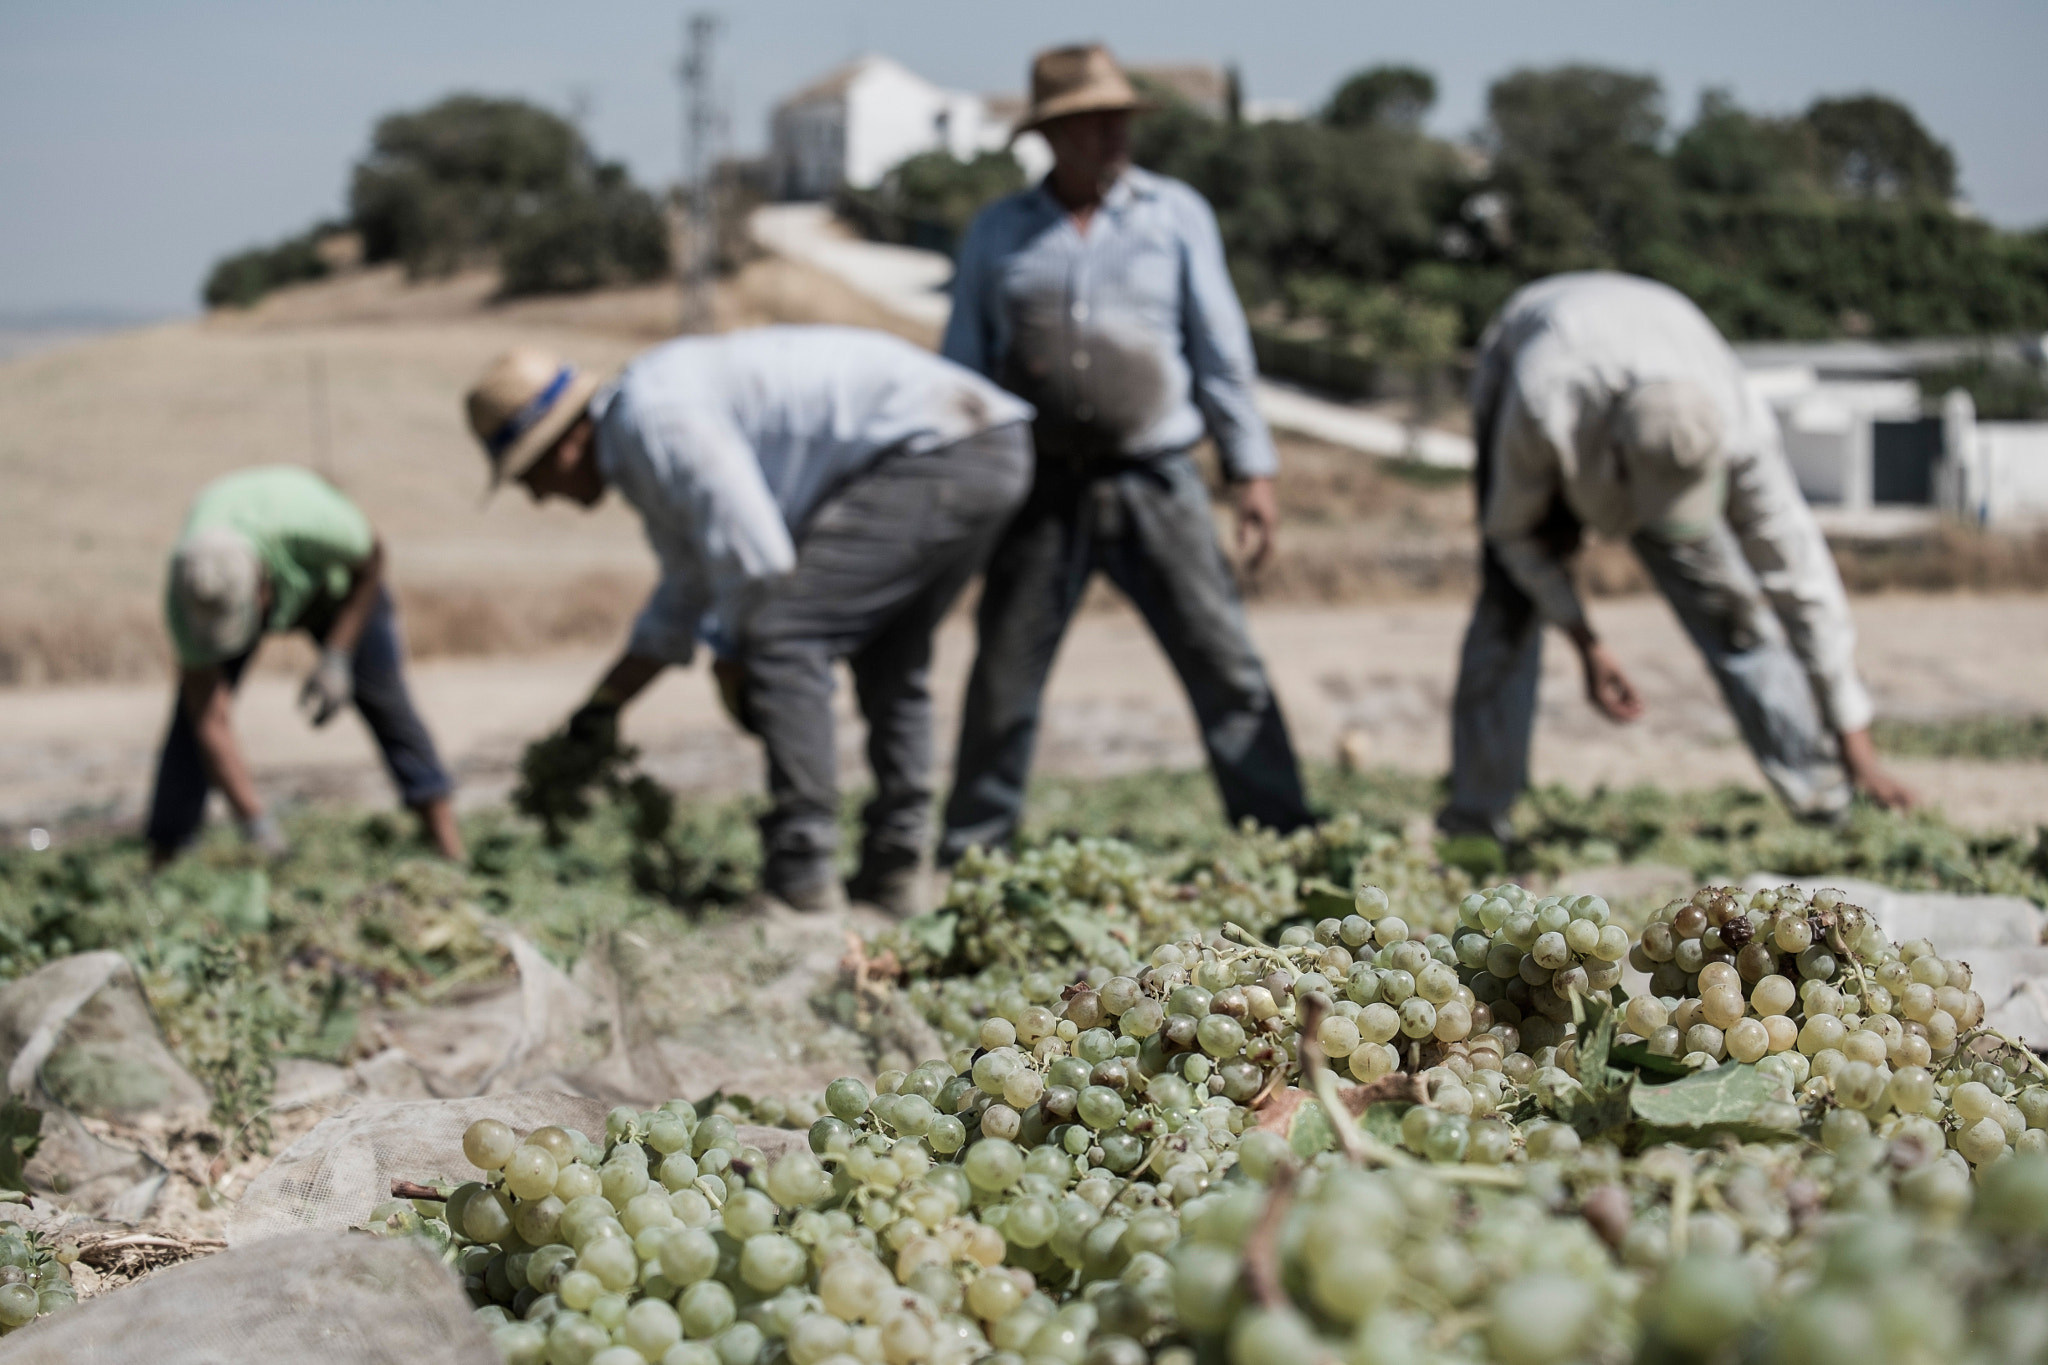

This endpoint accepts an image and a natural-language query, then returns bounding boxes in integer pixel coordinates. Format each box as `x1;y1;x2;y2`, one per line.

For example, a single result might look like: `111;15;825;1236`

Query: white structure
1745;366;1926;509
1939;391;2048;525
769;56;1036;199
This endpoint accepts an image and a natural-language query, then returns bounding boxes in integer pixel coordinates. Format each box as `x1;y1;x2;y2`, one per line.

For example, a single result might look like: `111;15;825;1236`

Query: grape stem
390;1180;446;1201
1972;1028;2048;1082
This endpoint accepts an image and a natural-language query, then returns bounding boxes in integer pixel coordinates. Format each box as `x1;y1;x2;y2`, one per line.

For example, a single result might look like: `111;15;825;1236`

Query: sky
5;0;2045;318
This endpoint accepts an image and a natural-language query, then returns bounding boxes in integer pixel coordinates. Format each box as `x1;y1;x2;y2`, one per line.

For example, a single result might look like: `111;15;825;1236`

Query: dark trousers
1442;527;1851;842
145;588;453;854
939;450;1312;862
741;423;1034;896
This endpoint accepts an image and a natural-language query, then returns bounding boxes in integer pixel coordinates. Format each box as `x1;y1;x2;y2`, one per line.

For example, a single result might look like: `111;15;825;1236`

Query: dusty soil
5;592;2045;842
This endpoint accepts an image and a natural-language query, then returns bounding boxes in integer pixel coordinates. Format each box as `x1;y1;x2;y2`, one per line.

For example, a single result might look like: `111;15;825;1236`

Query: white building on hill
769;56;1030;199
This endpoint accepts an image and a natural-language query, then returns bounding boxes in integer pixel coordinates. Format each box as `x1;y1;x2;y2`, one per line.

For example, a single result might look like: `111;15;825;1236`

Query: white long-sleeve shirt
1475;273;1874;734
594;326;1032;662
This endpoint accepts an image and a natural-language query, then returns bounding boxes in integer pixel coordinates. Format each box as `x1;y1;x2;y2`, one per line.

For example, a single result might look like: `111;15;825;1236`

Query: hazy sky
5;0;2043;317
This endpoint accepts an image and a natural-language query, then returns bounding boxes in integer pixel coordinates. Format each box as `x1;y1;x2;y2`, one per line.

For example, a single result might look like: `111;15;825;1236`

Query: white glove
299;647;353;727
239;811;289;858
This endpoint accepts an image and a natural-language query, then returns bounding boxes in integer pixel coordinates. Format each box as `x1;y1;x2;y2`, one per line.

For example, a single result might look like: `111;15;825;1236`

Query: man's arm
300;540;385;726
940;212;998;375
1483;395;1643;723
1725;441;1913;808
176;666;284;853
1175;188;1277;484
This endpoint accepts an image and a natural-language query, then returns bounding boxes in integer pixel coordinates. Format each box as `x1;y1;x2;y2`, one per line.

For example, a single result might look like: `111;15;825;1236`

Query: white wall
843;59;956;189
1748;370;1921;509
1944;389;2048;524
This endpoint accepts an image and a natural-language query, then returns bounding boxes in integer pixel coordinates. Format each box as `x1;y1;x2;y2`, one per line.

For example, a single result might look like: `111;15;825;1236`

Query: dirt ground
5;591;2045;842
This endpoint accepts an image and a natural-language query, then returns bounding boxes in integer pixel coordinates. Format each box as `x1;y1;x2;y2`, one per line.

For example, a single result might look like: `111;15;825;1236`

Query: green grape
678;1279;736;1339
965;1137;1025;1192
0;1283;35;1328
463;1118;518;1172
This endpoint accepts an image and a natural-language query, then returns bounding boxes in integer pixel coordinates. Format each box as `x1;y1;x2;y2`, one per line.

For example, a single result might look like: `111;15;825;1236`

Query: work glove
566;700;620;752
299;647;353;727
239;811;289;858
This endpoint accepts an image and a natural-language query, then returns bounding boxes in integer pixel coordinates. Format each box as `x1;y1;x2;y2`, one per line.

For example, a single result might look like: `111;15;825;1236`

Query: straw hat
464;348;602;489
1013;45;1145;137
1614;380;1728;540
170;525;263;662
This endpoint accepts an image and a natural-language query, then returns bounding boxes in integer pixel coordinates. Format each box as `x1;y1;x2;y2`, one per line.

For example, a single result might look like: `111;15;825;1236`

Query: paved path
6;594;2044;843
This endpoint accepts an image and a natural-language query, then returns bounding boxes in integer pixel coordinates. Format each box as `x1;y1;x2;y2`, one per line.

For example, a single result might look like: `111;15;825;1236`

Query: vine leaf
1630;1062;1780;1130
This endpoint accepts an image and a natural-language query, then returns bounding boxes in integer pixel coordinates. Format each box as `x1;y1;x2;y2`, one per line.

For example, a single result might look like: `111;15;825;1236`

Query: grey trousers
1442;524;1851;842
740;423;1033;897
939;450;1312;862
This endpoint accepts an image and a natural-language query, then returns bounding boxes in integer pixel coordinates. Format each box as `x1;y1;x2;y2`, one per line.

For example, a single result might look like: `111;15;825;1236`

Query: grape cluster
387;870;2048;1365
0;1224;72;1335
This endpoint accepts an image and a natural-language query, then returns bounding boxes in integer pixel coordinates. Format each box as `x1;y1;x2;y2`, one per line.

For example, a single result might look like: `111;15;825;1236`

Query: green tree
1484;65;1677;274
1672;89;1821;198
1324;65;1437;131
1804;94;1957;201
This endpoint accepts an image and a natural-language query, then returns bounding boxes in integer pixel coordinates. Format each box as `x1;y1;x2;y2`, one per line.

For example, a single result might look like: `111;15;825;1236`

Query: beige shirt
1475;273;1874;734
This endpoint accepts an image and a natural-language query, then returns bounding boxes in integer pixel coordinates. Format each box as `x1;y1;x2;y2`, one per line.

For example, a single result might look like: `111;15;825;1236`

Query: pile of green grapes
0;1222;76;1336
390;875;2048;1365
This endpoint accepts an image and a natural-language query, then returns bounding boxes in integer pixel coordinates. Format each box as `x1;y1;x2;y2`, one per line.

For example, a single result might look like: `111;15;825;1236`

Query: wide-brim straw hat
1615;379;1728;540
171;524;263;663
464;347;603;490
1012;44;1149;139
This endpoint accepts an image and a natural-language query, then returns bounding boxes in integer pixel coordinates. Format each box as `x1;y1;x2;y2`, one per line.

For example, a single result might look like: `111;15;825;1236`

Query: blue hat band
488;367;575;461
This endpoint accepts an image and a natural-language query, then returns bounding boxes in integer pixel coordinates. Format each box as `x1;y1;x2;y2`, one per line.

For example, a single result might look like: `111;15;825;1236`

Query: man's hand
1840;727;1917;812
1569;629;1645;724
1233;477;1279;574
712;658;751;732
566;699;620;751
298;648;353;727
239;811;289;859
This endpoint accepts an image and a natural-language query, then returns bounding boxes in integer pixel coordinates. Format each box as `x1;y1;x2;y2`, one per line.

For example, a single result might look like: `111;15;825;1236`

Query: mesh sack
0;952;212;1220
227;1090;613;1245
0;1229;495;1364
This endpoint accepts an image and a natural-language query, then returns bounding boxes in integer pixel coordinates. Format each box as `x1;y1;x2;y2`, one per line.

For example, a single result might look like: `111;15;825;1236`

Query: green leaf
209;870;271;934
1298;880;1352;920
1048;910;1124;966
1288;1099;1337;1158
1361;1102;1410;1147
1555;991;1634;1138
1630;1062;1781;1130
0;1098;43;1191
900;911;957;962
1608;1039;1695;1080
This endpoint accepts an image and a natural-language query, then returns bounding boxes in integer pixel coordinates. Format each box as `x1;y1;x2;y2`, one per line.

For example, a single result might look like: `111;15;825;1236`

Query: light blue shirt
943;166;1278;480
594;326;1032;662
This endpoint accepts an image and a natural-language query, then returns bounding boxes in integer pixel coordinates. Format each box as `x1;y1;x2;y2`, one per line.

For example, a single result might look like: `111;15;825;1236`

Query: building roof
775;55;935;111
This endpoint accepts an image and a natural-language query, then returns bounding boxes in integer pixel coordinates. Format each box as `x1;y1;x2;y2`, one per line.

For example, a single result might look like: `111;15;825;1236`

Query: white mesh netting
0;1230;496;1364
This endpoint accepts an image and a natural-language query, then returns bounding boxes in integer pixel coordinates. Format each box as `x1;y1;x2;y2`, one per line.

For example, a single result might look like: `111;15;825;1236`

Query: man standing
147;465;463;865
1443;271;1913;842
464;327;1032;914
939;44;1312;861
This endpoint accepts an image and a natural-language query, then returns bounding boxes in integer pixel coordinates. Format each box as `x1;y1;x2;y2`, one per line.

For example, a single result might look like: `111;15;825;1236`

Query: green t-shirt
165;466;374;667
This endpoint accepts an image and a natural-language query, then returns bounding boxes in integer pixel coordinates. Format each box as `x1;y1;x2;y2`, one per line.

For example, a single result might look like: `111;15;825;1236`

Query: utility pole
678;12;723;334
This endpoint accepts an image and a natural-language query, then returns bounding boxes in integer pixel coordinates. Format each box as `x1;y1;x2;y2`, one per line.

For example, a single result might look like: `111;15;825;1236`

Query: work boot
847;848;926;919
761;853;846;915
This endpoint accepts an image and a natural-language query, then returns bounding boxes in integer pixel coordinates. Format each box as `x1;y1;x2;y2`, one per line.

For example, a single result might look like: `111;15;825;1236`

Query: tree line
848;63;2048;380
203;95;671;308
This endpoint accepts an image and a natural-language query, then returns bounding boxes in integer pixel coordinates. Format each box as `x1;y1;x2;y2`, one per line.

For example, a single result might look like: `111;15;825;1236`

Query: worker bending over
1443;272;1912;843
465;327;1032;915
147;466;462;865
939;44;1313;861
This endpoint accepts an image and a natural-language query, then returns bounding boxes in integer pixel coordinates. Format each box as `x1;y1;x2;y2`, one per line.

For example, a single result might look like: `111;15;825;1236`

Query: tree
349;95;593;275
1324;66;1437;131
1672;89;1821;199
1804;94;1957;201
1484;65;1677;273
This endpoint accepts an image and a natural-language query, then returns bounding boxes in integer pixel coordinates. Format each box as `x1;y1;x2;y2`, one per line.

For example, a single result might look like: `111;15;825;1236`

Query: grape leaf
1629;1062;1780;1130
1287;1098;1337;1158
899;911;957;962
1298;880;1353;921
1048;911;1126;966
1555;993;1634;1139
0;1097;42;1193
1608;1039;1694;1080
